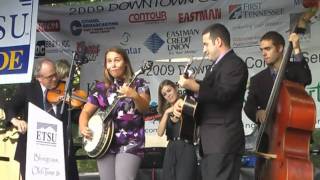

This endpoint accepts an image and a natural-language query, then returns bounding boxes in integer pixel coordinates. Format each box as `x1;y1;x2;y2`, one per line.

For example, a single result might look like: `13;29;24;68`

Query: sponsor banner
36;0;320;134
144;112;168;147
26;103;65;180
0;0;39;84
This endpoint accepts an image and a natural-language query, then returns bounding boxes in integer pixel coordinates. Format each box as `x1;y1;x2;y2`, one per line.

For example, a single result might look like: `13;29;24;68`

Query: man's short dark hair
260;31;285;48
202;23;231;47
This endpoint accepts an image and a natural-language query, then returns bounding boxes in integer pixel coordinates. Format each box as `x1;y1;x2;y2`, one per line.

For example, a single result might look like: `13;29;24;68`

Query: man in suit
173;23;248;180
244;31;311;123
244;31;311;179
5;58;79;180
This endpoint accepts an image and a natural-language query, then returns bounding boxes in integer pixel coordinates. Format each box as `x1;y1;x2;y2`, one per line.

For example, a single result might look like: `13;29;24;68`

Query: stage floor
79;167;255;180
79;167;320;180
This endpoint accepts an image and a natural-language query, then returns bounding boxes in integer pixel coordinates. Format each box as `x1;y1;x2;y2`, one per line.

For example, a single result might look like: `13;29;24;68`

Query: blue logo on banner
144;33;164;54
70;20;82;36
0;45;30;74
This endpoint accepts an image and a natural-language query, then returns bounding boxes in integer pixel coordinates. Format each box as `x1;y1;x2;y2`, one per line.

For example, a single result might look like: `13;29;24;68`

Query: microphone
303;0;319;8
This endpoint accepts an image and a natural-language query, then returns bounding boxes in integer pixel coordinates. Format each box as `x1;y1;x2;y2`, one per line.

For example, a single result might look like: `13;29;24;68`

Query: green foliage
312;129;320;168
0;84;17;103
0;84;17;130
313;129;320;145
76;149;98;172
72;124;98;172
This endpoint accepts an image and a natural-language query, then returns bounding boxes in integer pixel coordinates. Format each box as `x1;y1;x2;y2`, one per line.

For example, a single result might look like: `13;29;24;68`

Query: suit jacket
196;50;248;155
244;57;312;123
5;79;79;180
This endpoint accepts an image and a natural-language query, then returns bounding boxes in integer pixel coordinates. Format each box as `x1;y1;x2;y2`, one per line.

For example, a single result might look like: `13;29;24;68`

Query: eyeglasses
41;72;57;80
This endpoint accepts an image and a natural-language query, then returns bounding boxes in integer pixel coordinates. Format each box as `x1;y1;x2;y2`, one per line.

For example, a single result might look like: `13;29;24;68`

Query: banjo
83;61;153;158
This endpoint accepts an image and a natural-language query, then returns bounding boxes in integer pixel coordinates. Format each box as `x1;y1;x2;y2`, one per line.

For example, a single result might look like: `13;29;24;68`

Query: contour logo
144;33;164;54
70;20;82;36
128;11;167;23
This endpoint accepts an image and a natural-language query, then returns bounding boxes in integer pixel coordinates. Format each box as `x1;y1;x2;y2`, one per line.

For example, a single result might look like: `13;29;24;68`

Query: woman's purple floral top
87;78;150;157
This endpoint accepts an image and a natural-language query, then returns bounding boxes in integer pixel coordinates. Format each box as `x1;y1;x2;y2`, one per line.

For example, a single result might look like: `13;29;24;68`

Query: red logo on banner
37;20;60;32
303;0;319;8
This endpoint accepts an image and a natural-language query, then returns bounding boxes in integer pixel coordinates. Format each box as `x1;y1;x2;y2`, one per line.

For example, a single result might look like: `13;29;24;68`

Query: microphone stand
60;51;78;180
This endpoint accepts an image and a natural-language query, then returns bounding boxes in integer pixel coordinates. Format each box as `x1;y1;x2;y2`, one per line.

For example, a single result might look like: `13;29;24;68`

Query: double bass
254;7;318;180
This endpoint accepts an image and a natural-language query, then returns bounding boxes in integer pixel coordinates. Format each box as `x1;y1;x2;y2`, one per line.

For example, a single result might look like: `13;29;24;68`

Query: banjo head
83;114;104;152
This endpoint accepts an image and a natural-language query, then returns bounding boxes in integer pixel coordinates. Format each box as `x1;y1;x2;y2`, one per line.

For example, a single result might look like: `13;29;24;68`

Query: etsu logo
0;13;29;40
36;122;57;146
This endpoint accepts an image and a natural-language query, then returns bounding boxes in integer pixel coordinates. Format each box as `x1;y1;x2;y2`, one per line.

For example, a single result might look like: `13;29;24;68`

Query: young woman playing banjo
79;47;150;180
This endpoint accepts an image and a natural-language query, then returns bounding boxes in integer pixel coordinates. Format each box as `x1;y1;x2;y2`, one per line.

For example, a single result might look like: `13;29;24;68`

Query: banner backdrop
36;0;320;135
0;0;39;84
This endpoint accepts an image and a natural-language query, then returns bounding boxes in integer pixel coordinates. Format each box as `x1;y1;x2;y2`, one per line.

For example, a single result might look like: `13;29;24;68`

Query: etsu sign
0;0;38;84
0;46;29;74
0;13;29;40
0;13;30;75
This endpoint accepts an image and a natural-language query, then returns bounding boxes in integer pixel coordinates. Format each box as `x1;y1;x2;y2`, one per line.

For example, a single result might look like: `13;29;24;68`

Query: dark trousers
161;140;197;180
201;153;241;180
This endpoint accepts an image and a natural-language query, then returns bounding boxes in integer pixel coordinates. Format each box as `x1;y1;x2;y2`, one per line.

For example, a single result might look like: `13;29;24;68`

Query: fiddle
47;82;87;108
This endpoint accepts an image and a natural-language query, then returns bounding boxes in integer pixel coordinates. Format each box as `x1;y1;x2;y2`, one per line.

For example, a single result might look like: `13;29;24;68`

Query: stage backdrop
35;0;320;135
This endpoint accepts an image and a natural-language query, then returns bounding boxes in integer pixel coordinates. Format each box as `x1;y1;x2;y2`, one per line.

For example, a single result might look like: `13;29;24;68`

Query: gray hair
33;58;55;77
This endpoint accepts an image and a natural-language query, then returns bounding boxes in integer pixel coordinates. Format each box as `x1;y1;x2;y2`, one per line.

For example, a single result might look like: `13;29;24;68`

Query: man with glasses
5;58;79;180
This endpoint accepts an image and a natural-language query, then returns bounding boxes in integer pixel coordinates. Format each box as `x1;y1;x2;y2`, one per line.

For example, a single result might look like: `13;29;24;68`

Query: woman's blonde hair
55;59;71;80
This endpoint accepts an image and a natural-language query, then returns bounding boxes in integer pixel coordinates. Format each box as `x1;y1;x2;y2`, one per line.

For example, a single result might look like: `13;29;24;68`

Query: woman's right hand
80;126;93;139
79;103;98;140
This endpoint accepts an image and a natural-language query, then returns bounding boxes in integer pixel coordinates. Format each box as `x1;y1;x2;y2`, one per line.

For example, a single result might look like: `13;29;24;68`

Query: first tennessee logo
229;4;242;20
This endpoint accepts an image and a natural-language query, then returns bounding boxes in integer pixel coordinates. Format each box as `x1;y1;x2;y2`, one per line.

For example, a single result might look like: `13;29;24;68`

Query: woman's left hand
117;83;138;99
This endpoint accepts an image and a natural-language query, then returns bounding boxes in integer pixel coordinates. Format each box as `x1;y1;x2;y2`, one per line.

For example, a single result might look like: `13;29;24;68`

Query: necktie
44;89;56;117
271;72;277;81
210;61;216;72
